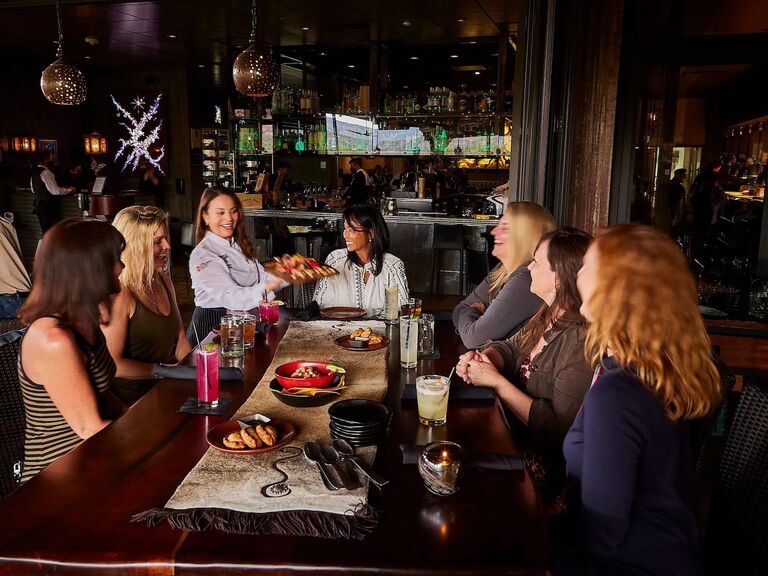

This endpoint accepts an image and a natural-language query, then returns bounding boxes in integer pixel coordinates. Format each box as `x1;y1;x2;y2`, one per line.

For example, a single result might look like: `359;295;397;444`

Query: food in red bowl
275;361;335;389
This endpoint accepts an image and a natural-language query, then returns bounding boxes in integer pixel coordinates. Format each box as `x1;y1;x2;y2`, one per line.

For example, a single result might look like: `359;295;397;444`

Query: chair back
704;379;768;575
0;328;25;498
465;248;489;287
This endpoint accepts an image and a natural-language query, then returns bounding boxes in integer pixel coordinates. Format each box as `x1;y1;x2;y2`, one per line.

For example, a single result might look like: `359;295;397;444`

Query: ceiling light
402;20;411;27
474;71;480;75
232;0;281;98
319;52;327;56
450;54;459;59
167;34;177;39
456;17;466;23
41;0;87;105
410;56;418;60
198;64;205;68
84;55;91;60
491;52;499;57
301;26;310;31
347;64;355;68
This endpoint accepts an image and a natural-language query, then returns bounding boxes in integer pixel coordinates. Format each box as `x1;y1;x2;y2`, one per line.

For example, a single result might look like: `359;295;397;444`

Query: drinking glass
418;313;435;357
416;374;450;426
399;315;419;369
240;312;257;349
220;314;244;357
384;285;399;324
418;441;464;496
401;298;422;317
258;300;280;325
196;344;220;409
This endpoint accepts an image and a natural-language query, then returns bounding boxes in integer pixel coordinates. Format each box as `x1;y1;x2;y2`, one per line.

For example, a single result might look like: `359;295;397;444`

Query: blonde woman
102;206;191;405
452;202;556;349
560;224;721;575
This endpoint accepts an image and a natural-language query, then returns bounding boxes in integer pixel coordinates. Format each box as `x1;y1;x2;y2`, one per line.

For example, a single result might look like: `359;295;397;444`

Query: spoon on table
304;442;340;491
331;439;389;489
320;444;361;490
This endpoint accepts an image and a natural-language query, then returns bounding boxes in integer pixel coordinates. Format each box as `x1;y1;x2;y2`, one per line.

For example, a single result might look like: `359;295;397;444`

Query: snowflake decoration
111;93;165;174
131;95;145;111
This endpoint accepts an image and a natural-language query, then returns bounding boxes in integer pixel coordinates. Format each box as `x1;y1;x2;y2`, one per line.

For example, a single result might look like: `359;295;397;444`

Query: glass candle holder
418;441;465;496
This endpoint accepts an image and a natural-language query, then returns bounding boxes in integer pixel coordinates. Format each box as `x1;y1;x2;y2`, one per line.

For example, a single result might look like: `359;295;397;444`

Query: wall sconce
12;136;37;153
83;132;107;155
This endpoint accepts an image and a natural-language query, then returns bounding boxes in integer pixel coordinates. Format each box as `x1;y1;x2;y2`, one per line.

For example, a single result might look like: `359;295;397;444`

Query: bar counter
0;315;548;575
244;208;499;227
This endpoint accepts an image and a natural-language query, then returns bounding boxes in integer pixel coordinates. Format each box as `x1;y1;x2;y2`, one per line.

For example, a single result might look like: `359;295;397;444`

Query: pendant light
40;0;87;105
232;0;280;98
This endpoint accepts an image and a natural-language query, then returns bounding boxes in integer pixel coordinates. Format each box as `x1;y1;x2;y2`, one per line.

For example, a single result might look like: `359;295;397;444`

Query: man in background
30;150;75;235
344;157;370;206
668;168;687;225
0;215;31;318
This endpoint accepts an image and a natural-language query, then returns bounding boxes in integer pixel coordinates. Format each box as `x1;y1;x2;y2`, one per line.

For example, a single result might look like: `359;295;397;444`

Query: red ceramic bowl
275;361;335;389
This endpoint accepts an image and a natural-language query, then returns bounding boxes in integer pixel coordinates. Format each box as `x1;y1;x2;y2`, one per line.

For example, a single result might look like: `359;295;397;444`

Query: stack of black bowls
329;399;391;447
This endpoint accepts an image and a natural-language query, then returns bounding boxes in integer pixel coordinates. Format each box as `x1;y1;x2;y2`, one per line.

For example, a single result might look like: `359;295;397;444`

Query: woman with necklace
102;206;190;405
313;204;409;317
456;228;593;502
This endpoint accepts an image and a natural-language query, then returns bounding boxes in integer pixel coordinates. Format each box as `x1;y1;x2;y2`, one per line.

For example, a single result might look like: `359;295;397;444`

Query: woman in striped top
17;219;123;483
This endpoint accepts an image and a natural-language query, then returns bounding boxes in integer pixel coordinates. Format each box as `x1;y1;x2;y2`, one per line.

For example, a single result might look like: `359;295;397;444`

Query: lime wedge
204;342;219;352
272;300;286;306
325;363;346;374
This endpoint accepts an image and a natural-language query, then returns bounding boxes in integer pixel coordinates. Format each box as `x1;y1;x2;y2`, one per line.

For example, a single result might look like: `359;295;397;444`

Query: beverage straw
192;322;208;395
447;366;456;383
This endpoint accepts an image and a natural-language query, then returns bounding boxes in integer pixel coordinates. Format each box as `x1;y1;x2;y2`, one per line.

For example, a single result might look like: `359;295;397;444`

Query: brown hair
194;187;254;260
488;202;556;300
518;227;592;353
585;224;720;421
19;219;125;330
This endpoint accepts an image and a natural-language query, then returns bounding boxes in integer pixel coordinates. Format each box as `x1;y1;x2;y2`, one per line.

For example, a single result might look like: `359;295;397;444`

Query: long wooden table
0;316;548;575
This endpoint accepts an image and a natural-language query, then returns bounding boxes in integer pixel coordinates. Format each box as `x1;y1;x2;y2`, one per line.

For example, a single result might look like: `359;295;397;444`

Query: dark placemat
178;397;233;415
401;384;496;401
418;350;441;360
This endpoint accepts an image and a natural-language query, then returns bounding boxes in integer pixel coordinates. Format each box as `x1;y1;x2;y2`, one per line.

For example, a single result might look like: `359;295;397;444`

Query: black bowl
269;377;340;408
330;429;389;447
328;399;391;426
329;418;391;434
330;420;389;436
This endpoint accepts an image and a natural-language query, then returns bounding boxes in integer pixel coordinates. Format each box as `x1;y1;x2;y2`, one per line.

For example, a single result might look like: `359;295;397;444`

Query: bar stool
430;225;466;295
465;248;489;290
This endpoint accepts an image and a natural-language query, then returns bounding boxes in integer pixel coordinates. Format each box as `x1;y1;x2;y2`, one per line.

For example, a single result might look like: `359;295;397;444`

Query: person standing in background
0;215;31;318
137;161;163;209
668;168;687;225
344;157;370;206
30;150;75;235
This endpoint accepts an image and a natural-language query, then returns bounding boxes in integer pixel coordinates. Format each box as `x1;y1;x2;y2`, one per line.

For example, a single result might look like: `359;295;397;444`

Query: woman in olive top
18;220;123;482
102;206;190;405
457;228;593;500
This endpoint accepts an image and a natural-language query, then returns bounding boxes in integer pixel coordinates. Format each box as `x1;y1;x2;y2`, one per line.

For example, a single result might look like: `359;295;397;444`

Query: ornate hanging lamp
232;0;280;98
40;0;87;105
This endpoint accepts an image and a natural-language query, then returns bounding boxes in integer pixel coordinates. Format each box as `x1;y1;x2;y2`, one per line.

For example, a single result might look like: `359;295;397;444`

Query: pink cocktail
259;300;280;325
196;344;220;409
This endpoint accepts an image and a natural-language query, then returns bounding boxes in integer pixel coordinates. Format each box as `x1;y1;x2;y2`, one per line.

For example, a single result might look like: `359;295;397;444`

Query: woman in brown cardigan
457;228;593;500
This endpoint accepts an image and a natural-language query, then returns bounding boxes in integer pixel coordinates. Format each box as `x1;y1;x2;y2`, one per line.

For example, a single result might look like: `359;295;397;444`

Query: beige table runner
134;320;389;539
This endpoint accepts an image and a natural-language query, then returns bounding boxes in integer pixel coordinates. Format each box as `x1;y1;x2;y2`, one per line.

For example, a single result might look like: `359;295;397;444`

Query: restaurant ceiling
0;0;521;71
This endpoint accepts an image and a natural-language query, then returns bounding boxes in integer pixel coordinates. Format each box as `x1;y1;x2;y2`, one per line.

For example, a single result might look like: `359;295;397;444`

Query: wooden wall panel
566;0;624;233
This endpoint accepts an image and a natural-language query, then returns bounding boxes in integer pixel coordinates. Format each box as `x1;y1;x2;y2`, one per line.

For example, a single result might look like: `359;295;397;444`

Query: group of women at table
14;187;720;575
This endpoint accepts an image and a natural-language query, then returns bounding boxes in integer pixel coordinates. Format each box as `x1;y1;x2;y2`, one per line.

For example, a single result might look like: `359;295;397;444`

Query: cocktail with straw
192;323;219;409
400;313;418;369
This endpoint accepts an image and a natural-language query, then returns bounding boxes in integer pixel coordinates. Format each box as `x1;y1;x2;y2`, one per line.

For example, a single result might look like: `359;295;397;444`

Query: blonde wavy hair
584;224;721;421
112;205;170;298
488;202;556;299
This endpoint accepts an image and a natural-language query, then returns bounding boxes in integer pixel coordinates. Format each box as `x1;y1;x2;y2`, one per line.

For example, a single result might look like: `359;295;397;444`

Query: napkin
294;301;320;321
401;384;496;401
399;444;524;471
154;365;244;381
177;397;233;415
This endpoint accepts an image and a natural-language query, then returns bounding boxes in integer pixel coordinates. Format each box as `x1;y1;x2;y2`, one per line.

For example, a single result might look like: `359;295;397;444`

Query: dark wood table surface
0;315;548;575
